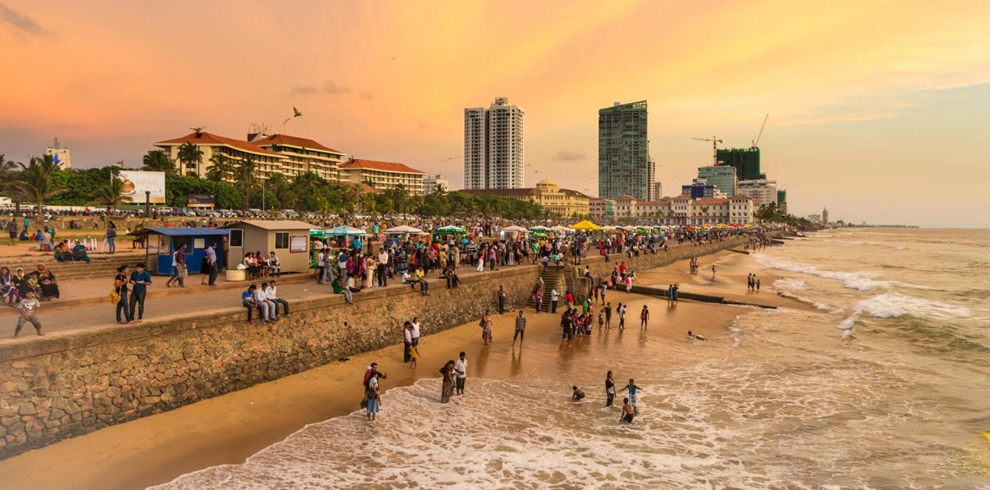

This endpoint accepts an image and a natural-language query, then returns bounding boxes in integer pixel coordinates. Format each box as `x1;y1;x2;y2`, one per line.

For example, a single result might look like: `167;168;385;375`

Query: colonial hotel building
155;130;427;194
461;178;590;217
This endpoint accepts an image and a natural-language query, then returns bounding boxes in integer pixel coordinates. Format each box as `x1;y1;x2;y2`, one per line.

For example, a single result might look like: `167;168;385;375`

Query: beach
0;250;793;490
5;229;990;489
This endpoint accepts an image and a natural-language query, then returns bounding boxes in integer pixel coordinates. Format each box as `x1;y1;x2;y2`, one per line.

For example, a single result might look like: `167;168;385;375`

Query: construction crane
751;114;769;149
693;136;722;165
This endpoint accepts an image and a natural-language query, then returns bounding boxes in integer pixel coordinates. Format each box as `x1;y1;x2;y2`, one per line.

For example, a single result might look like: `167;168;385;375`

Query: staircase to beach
525;266;568;312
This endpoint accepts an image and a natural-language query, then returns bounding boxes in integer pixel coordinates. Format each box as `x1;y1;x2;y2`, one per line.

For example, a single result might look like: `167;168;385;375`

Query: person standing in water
620;397;635;424
605;371;616;407
640;305;649;330
619;378;641;414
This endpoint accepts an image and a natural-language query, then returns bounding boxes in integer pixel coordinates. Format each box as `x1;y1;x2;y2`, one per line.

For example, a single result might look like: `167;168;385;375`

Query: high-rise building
463;107;487;189
463;97;525;189
45;137;71;169
822;207;829;225
697;165;737;197
736;179;778;207
653;181;663;200
598;101;651;200
716;148;765;181
423;173;449;193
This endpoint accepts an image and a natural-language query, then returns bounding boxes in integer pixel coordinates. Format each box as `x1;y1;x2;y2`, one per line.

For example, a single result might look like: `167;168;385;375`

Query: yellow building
155;130;345;182
460;178;590;217
249;133;345;182
337;158;427;195
156;131;286;180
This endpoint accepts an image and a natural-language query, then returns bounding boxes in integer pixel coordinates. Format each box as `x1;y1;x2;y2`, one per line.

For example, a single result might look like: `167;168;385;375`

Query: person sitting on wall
332;276;353;304
71;240;91;264
242;283;268;323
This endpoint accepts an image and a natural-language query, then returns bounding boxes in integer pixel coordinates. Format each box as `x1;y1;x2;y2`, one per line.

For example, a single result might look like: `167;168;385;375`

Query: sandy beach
0;251;808;490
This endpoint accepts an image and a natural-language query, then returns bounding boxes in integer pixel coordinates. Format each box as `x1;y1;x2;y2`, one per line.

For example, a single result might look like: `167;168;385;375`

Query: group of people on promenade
240;281;290;323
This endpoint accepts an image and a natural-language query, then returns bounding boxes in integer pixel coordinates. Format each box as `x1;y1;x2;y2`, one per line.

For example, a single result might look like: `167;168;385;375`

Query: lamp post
145;191;151;217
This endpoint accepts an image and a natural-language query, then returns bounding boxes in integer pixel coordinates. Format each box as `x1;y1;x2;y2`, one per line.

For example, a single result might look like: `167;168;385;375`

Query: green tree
177;142;204;177
8;157;66;221
142;150;178;175
205;153;234;182
233;156;258;210
92;176;133;209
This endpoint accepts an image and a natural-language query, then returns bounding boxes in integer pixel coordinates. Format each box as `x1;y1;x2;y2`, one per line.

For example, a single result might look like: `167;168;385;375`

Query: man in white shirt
261;282;280;319
454;351;468;395
253;283;271;322
550;288;559;313
317;250;327;284
410;317;421;348
377;248;389;287
268;279;289;317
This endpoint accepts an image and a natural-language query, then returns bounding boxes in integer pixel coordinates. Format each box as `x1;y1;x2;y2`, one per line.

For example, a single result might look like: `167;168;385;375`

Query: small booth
224;220;312;274
132;227;228;276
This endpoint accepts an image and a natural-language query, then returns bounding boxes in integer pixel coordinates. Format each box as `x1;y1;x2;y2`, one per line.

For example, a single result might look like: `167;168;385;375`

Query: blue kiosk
133;227;228;276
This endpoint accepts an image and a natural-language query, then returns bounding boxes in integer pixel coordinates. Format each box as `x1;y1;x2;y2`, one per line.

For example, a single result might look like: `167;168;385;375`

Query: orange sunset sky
1;0;988;227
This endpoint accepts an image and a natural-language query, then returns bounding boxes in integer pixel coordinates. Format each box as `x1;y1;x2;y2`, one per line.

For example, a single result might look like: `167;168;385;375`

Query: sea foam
852;292;971;320
756;255;886;291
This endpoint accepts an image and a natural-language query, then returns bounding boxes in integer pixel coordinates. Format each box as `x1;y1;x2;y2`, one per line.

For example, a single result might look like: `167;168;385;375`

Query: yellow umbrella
571;220;602;231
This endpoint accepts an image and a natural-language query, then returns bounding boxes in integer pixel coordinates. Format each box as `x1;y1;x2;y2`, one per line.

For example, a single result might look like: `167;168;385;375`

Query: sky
1;0;988;227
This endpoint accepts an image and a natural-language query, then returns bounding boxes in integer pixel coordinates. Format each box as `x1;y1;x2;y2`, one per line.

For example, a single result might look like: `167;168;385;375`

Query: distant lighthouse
822;207;829;226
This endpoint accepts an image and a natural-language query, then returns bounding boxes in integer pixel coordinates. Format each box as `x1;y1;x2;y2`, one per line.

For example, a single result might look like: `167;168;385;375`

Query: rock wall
0;234;765;459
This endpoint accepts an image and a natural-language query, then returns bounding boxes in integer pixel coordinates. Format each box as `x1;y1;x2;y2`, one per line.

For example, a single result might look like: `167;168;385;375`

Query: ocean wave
756;255;886;291
852;292;971;320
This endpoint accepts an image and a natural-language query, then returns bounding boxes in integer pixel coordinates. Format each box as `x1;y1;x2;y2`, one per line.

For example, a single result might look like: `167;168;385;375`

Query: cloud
0;3;44;36
360;92;374;100
290;80;352;96
553;149;587;161
321;80;351;94
291;85;318;95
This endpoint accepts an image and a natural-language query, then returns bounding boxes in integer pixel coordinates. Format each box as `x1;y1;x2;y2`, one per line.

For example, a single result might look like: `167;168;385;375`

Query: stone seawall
0;233;767;459
0;266;538;460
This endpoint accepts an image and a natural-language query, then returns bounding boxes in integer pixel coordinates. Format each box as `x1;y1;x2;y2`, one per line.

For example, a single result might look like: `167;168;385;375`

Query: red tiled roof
339;159;426;175
694;198;730;205
155;132;282;158
672;195;691;200
615;195;637;201
251;134;343;154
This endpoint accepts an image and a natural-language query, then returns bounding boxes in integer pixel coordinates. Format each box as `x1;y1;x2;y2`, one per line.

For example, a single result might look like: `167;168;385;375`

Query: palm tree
177;142;204;177
92;176;133;209
142;150;178;175
206;153;234;182
8;158;65;222
233;156;258;210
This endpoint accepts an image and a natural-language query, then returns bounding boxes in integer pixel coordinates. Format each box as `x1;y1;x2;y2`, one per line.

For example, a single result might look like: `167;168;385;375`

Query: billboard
118;170;166;204
187;193;216;208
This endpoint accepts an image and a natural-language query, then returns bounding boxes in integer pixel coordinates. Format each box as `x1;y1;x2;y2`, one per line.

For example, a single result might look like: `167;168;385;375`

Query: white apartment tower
463;97;525;189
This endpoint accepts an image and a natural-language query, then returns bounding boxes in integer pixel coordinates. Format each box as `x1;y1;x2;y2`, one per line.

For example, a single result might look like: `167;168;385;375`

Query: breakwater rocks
0;233;770;459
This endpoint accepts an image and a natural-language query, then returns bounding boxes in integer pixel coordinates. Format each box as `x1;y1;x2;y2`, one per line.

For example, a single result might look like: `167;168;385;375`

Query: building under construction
716;147;765;182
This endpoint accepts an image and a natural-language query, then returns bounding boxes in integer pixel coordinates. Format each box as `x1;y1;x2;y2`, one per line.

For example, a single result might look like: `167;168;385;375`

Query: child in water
572;386;585;401
620;397;635;424
409;346;419;369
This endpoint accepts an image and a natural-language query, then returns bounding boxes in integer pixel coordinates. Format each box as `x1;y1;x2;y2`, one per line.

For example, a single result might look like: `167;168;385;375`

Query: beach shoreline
0;251;805;490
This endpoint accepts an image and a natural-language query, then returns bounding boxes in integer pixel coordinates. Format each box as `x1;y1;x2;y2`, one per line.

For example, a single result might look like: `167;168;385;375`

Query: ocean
148;228;990;490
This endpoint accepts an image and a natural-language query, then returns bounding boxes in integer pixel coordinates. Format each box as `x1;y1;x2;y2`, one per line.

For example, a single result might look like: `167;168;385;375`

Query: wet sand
0;253;805;490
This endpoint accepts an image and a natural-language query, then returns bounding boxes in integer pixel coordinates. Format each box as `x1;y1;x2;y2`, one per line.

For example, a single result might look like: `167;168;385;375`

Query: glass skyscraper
598;101;653;200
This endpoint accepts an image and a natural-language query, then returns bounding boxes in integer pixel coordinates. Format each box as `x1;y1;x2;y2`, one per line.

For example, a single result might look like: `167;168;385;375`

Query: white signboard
118;170;166;204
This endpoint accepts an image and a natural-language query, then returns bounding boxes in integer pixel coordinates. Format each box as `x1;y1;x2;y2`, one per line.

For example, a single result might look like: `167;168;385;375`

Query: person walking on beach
619;379;641;414
512;310;526;346
617;303;626;330
365;371;382;421
411;317;421;349
604;302;612;330
620;398;635;424
756;278;761;292
497;285;506;314
672;284;679;305
402;321;413;363
114;265;133;324
454;351;468;395
480;310;493;345
440;360;455;403
640;305;649;330
129;263;152;323
13;290;43;338
605;371;616;407
711;263;717;282
667;284;675;306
